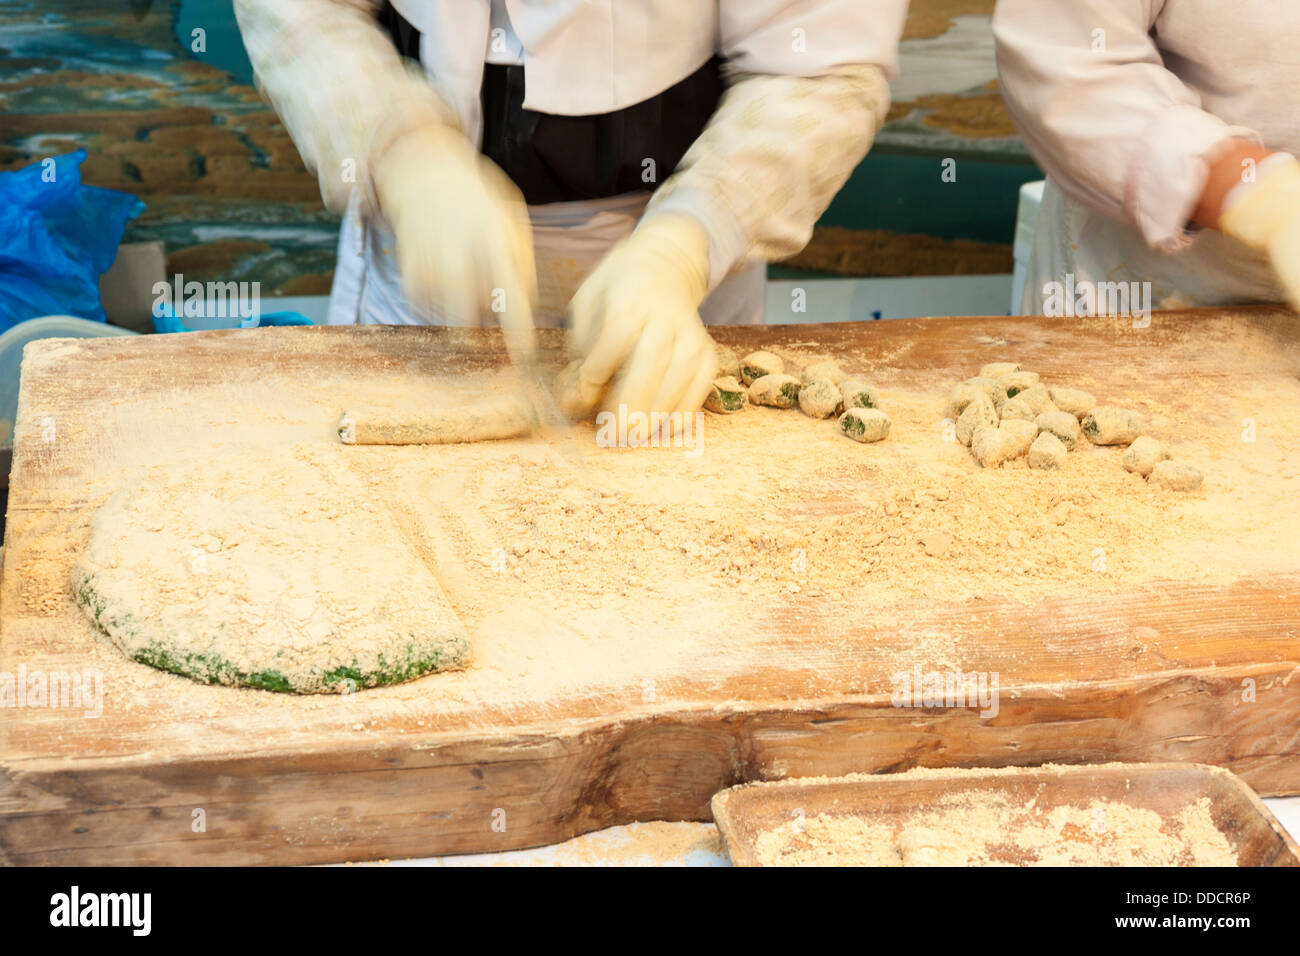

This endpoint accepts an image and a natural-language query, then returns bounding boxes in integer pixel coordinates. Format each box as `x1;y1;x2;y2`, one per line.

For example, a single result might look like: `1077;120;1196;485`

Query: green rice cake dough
71;454;471;694
999;396;1036;422
839;379;879;410
970;419;1037;467
704;376;749;414
739;350;784;386
715;345;741;380
1048;387;1096;420
1149;460;1204;491
1002;370;1041;396
839;407;891;443
1013;383;1057;416
1027;431;1067;470
798;379;843;418
946;379;1006;419
1122;436;1171;477
1035;410;1081;450
749;373;803;408
800;360;846;386
956;395;998;446
1082;406;1144;445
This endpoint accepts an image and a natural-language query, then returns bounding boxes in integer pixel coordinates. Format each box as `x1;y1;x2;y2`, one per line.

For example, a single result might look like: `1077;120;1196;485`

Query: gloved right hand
1219;153;1300;311
563;213;717;431
372;123;537;360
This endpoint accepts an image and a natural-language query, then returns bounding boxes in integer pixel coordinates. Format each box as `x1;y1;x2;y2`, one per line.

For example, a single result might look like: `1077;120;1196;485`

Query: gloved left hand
1219;153;1300;311
564;213;717;429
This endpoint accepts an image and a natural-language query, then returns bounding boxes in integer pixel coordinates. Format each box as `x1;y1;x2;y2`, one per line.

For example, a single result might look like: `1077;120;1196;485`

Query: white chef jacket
236;0;903;326
392;0;902;144
994;0;1300;312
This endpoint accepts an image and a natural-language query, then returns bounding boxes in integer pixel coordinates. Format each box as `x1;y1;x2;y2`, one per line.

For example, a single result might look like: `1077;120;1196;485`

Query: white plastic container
0;316;136;449
1011;180;1045;315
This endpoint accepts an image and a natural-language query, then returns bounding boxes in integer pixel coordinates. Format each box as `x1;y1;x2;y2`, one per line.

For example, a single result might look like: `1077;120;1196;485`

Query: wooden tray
711;762;1300;866
3;308;1300;865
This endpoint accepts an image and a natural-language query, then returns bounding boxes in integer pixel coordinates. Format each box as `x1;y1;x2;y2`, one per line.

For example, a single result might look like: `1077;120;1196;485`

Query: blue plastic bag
0;150;144;332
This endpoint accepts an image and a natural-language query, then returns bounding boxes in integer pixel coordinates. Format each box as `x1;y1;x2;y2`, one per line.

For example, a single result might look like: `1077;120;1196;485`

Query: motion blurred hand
565;214;717;428
372;123;537;361
1219;154;1300;311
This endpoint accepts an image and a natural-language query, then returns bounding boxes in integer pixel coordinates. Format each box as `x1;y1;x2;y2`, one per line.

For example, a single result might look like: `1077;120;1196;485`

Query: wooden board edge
2;663;1298;865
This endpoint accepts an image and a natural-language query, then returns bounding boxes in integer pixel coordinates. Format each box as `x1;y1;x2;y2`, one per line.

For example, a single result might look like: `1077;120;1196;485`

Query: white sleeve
646;1;905;288
993;0;1260;250
233;0;458;215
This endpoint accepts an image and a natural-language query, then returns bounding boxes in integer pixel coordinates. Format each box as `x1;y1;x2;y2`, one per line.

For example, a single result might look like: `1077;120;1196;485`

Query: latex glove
1220;153;1300;311
565;214;717;427
373;123;537;361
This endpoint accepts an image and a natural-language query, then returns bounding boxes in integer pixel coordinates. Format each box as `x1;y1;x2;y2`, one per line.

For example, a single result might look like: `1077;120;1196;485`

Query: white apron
1020;179;1283;315
326;189;765;327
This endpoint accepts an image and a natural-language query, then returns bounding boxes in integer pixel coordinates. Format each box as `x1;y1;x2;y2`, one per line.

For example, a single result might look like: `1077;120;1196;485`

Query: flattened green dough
71;451;471;694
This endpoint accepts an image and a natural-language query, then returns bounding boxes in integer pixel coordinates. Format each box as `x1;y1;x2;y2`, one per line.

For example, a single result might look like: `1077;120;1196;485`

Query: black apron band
377;2;723;206
378;1;421;60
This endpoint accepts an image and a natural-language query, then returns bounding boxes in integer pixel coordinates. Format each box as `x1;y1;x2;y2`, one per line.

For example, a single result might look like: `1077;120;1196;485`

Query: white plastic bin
1011;180;1045;315
0;315;136;449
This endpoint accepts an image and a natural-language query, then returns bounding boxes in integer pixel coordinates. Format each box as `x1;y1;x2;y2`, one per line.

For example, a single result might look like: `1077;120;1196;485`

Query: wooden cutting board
2;308;1299;865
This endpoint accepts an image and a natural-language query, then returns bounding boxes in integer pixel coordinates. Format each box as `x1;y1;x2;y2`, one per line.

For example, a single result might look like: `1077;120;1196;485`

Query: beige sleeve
233;0;458;215
993;0;1257;251
644;64;891;289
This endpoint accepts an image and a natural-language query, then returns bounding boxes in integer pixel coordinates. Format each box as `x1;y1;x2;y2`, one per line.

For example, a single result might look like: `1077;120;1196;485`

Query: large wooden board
3;309;1300;865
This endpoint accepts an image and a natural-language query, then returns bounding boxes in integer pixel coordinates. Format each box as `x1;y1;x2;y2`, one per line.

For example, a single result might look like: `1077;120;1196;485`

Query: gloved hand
372;123;537;360
1220;153;1300;311
565;214;717;429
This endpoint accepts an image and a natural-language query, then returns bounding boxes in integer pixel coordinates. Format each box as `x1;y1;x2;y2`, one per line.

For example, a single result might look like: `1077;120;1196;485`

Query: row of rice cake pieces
707;349;890;444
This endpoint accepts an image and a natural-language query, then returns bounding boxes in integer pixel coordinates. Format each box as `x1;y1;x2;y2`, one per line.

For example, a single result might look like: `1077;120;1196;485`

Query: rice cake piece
970;419;1038;467
740;351;783;386
1036;410;1081;450
957;395;998;446
840;379;880;410
749;373;803;409
1049;387;1096;420
1083;406;1144;446
839;408;891;443
798;379;842;419
1122;436;1171;476
704;376;749;414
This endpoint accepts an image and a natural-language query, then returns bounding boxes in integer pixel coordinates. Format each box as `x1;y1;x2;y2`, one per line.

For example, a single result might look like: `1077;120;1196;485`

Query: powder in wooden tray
751;791;1239;866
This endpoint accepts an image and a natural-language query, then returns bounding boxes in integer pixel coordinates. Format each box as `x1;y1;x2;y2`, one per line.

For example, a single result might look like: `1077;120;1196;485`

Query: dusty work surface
3;310;1300;865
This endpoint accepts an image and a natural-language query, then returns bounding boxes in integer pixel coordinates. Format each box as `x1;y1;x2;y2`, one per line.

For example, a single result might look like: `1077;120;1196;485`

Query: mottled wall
0;0;1026;290
0;0;333;293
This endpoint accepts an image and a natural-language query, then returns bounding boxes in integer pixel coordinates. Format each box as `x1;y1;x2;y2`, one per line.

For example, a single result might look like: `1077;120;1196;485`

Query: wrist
1194;139;1277;231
